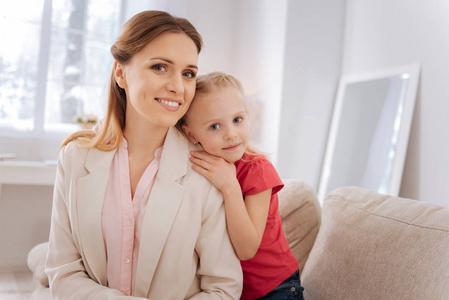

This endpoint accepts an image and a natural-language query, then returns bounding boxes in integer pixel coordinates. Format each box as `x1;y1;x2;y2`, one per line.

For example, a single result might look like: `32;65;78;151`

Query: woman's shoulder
61;140;88;159
61;140;98;161
60;141;115;170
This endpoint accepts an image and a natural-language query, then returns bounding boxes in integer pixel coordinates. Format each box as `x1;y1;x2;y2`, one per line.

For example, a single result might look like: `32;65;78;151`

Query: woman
45;11;242;299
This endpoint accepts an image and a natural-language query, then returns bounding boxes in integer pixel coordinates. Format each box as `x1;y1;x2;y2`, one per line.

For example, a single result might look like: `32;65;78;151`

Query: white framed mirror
318;64;420;203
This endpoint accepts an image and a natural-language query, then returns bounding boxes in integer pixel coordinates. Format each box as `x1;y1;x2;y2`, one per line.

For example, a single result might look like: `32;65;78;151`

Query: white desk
0;161;56;270
0;161;57;189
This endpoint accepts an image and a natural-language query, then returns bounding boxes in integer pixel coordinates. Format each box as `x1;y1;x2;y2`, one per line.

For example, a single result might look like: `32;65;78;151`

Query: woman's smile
156;97;182;111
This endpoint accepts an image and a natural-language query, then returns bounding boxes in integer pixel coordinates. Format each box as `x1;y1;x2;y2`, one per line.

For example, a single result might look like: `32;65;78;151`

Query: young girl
180;72;305;300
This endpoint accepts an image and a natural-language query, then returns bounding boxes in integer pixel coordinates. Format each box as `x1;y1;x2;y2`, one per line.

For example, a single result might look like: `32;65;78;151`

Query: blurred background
1;0;449;273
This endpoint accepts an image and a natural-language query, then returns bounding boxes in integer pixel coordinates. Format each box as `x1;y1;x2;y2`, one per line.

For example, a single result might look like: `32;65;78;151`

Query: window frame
0;0;136;162
0;0;128;140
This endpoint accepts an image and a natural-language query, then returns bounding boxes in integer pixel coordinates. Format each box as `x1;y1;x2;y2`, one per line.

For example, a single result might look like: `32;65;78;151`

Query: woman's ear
114;61;127;89
181;124;199;145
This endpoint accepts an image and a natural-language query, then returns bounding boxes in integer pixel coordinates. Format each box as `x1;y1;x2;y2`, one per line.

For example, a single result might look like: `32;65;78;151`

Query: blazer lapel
134;127;189;297
77;147;116;286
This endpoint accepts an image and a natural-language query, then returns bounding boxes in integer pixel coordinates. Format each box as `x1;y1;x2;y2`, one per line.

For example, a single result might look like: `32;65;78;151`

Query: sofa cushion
301;187;449;299
278;179;321;269
32;286;52;300
27;242;49;288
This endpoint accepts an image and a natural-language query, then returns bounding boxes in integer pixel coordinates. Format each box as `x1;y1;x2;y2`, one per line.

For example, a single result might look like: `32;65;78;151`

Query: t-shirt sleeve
238;158;284;197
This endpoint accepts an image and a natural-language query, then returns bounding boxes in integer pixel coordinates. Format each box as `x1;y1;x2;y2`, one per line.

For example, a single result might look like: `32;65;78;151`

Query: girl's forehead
197;86;243;102
198;91;246;115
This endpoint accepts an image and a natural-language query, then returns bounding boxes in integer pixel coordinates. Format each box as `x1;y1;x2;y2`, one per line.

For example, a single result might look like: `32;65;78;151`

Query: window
0;0;122;136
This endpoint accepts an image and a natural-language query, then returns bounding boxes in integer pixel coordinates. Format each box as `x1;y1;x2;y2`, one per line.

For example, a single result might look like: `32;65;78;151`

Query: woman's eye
151;64;166;72
183;71;196;78
210;124;220;130
234;117;243;123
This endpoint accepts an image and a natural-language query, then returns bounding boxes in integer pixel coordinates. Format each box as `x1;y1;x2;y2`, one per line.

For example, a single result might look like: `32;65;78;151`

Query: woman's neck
123;121;168;159
123;122;168;198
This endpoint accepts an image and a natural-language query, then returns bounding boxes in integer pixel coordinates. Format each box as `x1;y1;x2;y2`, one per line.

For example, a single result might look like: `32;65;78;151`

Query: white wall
277;0;346;189
342;0;449;207
0;185;53;271
181;0;289;156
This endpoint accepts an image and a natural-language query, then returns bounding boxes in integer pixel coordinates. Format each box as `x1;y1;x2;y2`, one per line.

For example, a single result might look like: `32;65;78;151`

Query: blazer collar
134;127;191;297
81;125;188;178
84;146;117;173
158;126;189;180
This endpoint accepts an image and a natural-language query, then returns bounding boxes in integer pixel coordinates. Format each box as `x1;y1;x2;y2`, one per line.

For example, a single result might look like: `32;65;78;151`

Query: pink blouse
101;138;162;296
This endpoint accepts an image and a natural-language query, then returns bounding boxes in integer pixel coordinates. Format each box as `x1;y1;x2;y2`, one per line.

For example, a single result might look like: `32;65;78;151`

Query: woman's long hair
62;10;202;150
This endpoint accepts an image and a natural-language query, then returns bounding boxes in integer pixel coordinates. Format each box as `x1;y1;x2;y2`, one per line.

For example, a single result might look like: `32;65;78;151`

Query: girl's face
115;32;198;130
182;87;250;163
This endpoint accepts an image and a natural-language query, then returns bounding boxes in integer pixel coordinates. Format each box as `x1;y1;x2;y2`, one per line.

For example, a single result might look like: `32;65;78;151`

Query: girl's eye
183;71;196;78
151;64;167;72
210;124;220;130
234;117;243;123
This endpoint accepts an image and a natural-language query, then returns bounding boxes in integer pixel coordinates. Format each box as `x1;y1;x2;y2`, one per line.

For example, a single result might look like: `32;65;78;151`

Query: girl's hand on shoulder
190;150;239;193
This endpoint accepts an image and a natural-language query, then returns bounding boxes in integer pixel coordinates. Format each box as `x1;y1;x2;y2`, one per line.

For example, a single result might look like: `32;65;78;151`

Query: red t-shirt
235;154;299;300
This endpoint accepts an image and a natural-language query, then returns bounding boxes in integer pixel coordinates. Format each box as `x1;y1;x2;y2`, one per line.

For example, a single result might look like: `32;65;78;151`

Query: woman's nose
166;74;184;94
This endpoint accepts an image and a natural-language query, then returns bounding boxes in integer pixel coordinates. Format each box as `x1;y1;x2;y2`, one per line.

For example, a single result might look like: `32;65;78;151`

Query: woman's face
115;32;199;130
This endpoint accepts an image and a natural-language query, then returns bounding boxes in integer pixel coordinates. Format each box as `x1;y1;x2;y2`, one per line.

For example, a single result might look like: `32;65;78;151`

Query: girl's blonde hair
62;10;202;150
179;72;265;158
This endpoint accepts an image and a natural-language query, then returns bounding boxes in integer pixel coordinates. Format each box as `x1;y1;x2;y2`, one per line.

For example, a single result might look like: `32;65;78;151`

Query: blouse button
125;258;130;264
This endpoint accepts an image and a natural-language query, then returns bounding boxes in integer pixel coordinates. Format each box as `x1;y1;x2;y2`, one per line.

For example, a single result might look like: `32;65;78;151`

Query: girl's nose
224;127;237;140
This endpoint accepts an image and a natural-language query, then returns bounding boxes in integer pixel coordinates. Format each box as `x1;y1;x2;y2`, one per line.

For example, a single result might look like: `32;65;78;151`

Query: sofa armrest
302;187;449;299
278;179;321;269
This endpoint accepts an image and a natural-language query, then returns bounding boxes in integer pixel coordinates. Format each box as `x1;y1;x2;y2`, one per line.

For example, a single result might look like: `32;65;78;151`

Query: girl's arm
190;151;271;260
222;187;271;260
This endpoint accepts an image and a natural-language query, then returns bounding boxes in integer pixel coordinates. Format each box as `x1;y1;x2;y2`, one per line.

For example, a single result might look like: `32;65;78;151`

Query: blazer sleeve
190;185;243;299
45;145;147;300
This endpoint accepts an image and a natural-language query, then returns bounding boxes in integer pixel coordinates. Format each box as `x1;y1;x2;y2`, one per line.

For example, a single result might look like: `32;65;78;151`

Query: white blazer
45;127;243;300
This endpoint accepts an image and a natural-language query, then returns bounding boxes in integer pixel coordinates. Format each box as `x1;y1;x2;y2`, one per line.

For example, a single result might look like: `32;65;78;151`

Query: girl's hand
189;150;239;193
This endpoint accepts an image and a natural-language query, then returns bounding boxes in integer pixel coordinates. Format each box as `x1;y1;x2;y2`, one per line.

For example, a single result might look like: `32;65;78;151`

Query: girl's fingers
190;150;217;164
191;163;211;179
189;155;211;170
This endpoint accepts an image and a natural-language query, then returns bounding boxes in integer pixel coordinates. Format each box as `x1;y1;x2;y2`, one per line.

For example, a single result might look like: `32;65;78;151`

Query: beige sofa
28;180;449;299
